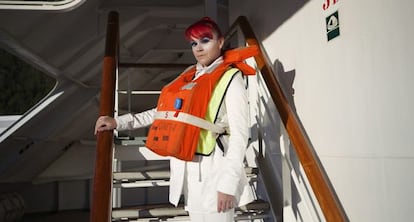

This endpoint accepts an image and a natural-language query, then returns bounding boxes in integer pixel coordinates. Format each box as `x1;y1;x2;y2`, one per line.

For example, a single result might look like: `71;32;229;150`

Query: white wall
230;0;414;221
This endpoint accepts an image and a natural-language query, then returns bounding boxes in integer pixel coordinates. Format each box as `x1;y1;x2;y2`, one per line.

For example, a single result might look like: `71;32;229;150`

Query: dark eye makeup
200;37;211;44
190;36;212;47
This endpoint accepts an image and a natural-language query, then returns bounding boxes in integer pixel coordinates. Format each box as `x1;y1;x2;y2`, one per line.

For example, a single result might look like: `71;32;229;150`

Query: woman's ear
218;37;225;50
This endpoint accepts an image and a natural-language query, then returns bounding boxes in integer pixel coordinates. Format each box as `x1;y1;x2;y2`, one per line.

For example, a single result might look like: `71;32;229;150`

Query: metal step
113;168;258;188
121;215;190;221
112;199;269;221
114;214;267;222
113;170;170;188
114;137;169;161
115;136;146;146
113;179;170;188
114;170;170;181
114;167;257;181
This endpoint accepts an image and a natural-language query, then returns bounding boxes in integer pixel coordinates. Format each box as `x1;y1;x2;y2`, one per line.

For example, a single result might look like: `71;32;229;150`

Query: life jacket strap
154;111;225;135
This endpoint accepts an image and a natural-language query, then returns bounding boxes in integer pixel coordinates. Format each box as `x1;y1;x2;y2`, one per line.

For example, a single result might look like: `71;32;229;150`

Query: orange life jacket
145;45;259;161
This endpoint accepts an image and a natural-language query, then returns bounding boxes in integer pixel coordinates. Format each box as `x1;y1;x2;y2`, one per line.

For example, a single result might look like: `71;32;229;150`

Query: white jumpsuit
115;57;254;221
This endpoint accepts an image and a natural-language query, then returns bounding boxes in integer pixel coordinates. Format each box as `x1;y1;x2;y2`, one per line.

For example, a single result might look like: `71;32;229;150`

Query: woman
95;17;258;221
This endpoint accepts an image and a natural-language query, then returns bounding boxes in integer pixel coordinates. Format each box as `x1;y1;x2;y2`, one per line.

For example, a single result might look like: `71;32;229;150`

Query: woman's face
190;34;224;67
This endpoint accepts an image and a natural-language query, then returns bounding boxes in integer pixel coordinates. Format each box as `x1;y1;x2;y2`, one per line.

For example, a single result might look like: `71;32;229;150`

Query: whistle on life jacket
174;98;182;117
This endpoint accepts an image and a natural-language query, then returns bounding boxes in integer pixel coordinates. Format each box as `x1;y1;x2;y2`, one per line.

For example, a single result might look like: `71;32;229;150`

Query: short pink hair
184;17;223;41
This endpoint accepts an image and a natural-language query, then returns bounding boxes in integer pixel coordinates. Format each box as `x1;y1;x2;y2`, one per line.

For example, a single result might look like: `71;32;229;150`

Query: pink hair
184;17;223;41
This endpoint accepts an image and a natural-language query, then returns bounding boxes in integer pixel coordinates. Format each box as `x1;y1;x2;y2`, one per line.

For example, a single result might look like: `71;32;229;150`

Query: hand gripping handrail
228;16;348;222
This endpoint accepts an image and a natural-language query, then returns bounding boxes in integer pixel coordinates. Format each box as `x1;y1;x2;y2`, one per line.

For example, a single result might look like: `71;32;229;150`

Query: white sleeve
115;108;156;131
216;72;249;195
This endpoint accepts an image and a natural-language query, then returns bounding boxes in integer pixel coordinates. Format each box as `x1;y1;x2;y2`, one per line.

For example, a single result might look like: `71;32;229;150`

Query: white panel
383;158;414;221
230;0;414;221
323;157;384;222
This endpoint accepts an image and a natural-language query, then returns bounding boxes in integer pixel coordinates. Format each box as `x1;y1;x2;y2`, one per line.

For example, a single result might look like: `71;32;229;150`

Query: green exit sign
326;11;340;41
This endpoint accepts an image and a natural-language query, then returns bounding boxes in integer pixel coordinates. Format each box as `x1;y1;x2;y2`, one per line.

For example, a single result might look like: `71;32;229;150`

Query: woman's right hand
94;116;117;135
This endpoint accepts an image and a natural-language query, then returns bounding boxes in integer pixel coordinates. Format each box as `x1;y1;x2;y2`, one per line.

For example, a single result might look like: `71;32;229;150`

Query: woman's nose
194;44;203;51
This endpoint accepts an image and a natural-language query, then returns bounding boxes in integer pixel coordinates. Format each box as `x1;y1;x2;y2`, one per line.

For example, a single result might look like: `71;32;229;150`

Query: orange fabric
145;45;259;161
222;45;258;75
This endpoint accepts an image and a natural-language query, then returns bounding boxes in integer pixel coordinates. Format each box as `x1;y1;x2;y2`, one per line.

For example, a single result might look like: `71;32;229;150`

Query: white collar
194;56;223;80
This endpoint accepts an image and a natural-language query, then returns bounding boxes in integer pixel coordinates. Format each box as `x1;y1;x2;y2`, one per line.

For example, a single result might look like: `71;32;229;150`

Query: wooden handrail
229;16;348;221
90;11;119;222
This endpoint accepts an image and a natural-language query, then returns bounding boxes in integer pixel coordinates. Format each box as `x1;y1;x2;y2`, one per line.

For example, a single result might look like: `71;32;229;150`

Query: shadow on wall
269;59;348;221
251;58;298;221
273;59;296;112
255;58;314;220
277;59;301;219
241;0;309;40
274;58;303;219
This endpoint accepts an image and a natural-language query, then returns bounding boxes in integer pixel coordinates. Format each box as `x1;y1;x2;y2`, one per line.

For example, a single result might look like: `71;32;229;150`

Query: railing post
90;11;119;222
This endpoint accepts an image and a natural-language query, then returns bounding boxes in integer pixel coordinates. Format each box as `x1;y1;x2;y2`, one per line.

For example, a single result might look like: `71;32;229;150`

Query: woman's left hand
217;191;235;212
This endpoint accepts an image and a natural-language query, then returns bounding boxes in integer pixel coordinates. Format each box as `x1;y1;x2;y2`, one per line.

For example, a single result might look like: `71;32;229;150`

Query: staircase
91;11;348;222
110;135;269;221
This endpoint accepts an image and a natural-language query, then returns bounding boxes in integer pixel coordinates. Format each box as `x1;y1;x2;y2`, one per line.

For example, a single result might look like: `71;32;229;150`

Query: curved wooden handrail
229;16;348;221
90;11;119;222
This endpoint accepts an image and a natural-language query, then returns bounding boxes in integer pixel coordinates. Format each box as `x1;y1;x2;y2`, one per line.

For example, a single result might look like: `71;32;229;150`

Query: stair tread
115;136;147;146
113;167;258;181
112;203;187;219
113;179;170;188
113;171;170;181
112;199;269;219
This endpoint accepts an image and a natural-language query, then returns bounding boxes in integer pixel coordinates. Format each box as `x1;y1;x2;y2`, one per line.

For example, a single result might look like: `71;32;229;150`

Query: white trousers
184;160;235;222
